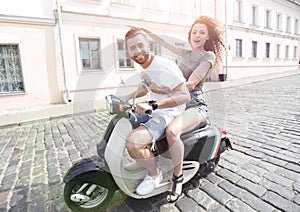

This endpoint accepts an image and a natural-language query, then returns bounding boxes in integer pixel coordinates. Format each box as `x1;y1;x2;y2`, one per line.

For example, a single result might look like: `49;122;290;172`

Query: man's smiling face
127;34;150;65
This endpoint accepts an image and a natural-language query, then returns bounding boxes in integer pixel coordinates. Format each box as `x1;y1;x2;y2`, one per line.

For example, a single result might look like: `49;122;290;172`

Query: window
0;45;25;95
265;10;271;29
286;16;291;33
149;42;161;56
251;5;258;26
144;0;161;10
170;0;185;14
285;45;289;59
276;13;282;30
295;19;299;34
192;0;200;17
265;43;270;58
276;44;280;59
79;38;101;70
112;0;130;4
235;39;243;57
234;0;242;22
117;40;133;69
293;46;298;59
251;41;257;58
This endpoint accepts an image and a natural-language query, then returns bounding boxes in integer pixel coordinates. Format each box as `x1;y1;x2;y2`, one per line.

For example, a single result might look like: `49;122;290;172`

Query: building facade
0;0;299;114
219;0;300;79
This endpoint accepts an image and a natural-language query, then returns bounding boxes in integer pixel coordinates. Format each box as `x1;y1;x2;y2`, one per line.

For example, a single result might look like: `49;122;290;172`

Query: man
122;28;190;196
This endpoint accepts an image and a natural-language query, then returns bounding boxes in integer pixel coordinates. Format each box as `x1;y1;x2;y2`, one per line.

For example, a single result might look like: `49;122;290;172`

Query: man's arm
156;82;190;109
135;83;189;115
119;84;148;101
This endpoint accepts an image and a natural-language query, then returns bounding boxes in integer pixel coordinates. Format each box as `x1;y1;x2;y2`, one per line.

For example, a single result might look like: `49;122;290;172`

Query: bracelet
148;100;158;110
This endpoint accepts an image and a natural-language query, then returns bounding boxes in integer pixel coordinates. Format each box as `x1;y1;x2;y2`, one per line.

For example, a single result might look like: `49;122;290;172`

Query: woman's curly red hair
188;16;225;69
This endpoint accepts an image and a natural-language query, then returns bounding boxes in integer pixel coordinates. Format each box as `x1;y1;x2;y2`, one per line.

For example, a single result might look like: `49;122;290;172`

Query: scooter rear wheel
199;155;220;177
64;172;115;211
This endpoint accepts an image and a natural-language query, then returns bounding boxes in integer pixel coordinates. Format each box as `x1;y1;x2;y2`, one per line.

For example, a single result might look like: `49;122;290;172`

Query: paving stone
259;179;295;200
176;197;203;211
160;204;180;212
237;178;267;197
274;153;299;164
240;192;275;211
275;167;300;183
286;163;300;173
244;149;265;159
294;182;300;193
294;195;300;206
218;160;240;173
200;180;233;205
226;198;256;212
249;159;277;172
187;188;215;210
218;180;244;198
29;197;47;212
262;191;300;211
9;188;29;207
236;169;261;184
206;173;224;185
216;168;242;184
242;163;267;177
263;172;293;187
249;146;278;157
0;190;10;205
262;156;288;167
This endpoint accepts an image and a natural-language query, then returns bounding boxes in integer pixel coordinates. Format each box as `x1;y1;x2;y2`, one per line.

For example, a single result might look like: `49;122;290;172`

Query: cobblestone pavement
1;74;300;212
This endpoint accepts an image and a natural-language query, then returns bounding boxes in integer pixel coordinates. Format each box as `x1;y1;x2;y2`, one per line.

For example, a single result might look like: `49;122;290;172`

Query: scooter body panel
183;125;221;163
155;124;221;163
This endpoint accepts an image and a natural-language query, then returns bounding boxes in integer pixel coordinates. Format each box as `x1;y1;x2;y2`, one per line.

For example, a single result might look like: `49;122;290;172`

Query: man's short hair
125;28;147;42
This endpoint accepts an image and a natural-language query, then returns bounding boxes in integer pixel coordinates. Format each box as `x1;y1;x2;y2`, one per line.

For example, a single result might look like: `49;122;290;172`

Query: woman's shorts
186;90;208;118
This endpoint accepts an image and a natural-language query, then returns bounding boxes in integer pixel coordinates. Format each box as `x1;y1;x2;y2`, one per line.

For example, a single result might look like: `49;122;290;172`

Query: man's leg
126;115;167;195
126;125;158;177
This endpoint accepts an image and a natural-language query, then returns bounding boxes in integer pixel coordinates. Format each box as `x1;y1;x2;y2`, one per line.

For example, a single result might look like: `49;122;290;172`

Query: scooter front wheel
64;172;115;211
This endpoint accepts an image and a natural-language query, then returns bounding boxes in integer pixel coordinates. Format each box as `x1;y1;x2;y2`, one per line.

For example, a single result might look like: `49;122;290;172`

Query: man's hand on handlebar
136;102;152;115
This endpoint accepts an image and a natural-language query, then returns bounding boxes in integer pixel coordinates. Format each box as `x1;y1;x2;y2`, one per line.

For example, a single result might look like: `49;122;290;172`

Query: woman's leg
166;107;205;202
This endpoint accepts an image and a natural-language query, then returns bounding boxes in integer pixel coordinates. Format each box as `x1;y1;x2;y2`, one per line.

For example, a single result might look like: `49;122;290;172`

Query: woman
138;16;225;203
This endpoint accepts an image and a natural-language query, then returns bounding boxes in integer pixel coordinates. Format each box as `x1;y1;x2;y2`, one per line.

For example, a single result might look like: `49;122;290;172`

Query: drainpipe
56;0;71;103
224;0;228;80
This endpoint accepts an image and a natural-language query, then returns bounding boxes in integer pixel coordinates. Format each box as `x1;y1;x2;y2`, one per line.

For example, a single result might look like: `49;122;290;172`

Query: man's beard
132;53;150;65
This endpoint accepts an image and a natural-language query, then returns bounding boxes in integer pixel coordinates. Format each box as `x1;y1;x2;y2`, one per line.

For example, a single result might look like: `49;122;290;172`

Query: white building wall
0;0;63;111
216;0;300;79
0;0;299;114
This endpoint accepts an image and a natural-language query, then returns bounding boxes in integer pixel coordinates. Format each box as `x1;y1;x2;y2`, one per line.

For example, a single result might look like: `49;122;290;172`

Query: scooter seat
153;119;209;156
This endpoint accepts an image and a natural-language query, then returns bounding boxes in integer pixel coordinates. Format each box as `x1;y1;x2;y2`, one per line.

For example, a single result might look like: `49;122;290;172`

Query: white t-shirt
140;56;186;125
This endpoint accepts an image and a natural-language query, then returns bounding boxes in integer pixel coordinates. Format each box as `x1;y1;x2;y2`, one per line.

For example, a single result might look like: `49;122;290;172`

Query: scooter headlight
105;95;128;115
105;95;113;114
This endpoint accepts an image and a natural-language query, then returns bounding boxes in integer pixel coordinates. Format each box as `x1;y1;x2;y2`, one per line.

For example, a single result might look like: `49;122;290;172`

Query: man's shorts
130;113;167;141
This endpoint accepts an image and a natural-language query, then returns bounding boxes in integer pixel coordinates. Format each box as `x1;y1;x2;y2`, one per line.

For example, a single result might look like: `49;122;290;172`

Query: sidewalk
1;68;299;128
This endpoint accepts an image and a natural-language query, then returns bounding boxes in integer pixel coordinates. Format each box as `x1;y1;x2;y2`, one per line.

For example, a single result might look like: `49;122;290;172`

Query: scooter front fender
63;156;111;184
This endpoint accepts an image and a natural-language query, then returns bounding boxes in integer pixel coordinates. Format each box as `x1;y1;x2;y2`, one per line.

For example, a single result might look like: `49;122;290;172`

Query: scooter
63;93;232;211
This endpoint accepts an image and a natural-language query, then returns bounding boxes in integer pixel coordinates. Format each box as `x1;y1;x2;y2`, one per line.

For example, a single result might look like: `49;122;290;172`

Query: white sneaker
136;170;163;195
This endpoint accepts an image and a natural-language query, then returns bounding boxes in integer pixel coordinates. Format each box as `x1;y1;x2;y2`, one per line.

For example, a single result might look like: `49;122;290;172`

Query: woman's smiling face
189;23;209;50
